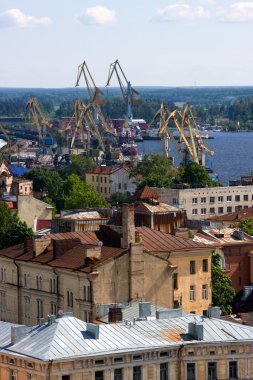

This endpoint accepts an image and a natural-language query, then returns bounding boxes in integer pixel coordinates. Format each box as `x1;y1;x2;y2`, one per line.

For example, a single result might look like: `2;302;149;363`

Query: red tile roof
134;186;159;200
210;206;253;222
87;165;122;175
136;227;211;252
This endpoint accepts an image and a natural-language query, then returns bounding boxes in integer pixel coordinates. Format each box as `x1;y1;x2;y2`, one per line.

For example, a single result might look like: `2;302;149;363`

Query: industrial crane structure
76;61;112;136
157;103;214;166
25;97;52;143
106;59;139;129
0;123;13;160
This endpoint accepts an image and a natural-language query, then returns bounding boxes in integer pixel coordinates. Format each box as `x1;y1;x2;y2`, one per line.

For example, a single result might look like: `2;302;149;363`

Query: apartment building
0;205;216;324
154;185;253;220
86;165;137;196
1;311;253;380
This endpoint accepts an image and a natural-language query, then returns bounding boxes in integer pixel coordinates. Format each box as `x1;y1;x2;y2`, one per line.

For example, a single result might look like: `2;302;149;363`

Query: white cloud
0;8;51;28
217;2;253;23
77;6;116;26
154;3;210;22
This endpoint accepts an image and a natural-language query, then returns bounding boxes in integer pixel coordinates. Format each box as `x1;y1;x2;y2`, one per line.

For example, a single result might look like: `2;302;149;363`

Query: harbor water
137;131;253;186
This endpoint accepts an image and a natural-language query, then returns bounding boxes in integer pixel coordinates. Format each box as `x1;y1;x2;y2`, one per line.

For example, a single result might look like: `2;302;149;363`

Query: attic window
160;351;169;357
231;350;236;354
114;357;123;363
210;351;215;355
27;363;34;368
95;359;104;366
133;355;142;361
8;358;16;364
188;351;194;356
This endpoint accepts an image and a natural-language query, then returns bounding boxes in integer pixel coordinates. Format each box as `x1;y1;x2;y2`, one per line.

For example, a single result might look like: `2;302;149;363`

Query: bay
137;132;253;186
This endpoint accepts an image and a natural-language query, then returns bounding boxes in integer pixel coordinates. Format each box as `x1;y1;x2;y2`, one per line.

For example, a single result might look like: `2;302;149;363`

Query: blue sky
0;0;253;87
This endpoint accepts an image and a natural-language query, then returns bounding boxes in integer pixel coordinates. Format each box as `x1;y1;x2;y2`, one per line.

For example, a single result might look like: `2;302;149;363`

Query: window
50;278;57;293
84;284;91;302
67;291;73;308
36;299;43;320
201;208;206;215
118;183;121;190
36;275;42;291
209;208;215;214
9;370;17;380
114;368;123;380
192;198;197;204
51;302;57;315
0;267;6;282
202;285;208;300
235;195;240;202
62;376;71;380
187;363;196;380
243;194;248;201
100;177;103;183
124;183;127;190
209;196;215;203
190;285;195;301
95;371;104;380
227;206;232;213
235;205;242;212
100;187;103;193
26;374;32;380
24;296;30;318
202;259;208;272
133;366;141;380
192;209;198;215
96;176;99;183
24;273;30;288
190;261;195;274
227;195;232;202
92;175;94;182
104;177;107;183
173;273;178;289
0;291;6;312
208;362;217;380
218;196;223;202
160;363;168;380
218;207;223;214
201;197;206;204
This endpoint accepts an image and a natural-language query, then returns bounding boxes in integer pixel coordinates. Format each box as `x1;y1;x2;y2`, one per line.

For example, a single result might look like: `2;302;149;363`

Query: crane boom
26;97;52;142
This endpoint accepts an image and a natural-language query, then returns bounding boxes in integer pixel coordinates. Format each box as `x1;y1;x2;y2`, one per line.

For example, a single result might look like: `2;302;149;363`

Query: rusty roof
210;205;253;222
202;227;253;245
136;227;211;252
135;202;181;214
134;186;160;200
47;231;99;244
86;165;122;175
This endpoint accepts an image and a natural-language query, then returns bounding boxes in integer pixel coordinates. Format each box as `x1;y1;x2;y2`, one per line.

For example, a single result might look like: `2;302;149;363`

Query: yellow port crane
76;61;113;136
65;99;105;152
180;103;214;166
25;97;52;142
0;123;13;160
106;59;139;127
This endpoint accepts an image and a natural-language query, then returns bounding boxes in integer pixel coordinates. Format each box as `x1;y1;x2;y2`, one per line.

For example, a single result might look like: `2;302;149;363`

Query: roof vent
11;326;31;345
139;302;151;319
87;323;99;339
207;306;221;319
47;314;56;325
188;321;204;340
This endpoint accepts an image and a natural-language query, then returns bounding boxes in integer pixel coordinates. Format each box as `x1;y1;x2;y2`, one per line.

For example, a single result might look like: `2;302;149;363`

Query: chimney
188;321;204;340
11;326;30;345
207;306;221;319
139;302;151;319
85;244;102;260
87;323;99;339
108;307;123;323
121;204;136;249
53;238;81;259
48;314;56;325
33;237;51;257
24;237;34;254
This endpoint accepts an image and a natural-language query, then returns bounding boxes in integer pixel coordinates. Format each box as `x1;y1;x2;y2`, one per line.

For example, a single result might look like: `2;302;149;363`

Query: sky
0;0;253;88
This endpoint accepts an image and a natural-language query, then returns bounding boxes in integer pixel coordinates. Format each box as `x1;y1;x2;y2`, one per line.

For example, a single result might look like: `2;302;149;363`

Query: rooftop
4;314;253;361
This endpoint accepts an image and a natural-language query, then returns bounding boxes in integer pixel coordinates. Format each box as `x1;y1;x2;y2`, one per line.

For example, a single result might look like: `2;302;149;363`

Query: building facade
154;185;253;220
1;313;253;380
86;165;137;196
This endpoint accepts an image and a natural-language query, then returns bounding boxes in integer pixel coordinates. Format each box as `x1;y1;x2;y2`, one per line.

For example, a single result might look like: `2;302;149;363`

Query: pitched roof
136;227;211;252
6;315;253;360
135;202;180;214
134;186;160;200
86;165;122;175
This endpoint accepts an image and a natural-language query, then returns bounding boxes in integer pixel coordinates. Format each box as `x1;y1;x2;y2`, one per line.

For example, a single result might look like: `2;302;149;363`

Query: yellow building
1;311;253;380
0;205;217;325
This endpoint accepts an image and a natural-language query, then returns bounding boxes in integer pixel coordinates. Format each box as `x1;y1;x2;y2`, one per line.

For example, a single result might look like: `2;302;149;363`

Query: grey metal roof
5;315;253;361
0;321;20;347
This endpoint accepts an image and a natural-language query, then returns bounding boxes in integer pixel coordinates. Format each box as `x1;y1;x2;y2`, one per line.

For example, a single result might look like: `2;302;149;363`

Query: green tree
212;253;235;315
0;202;34;249
63;174;108;209
238;218;253;236
178;162;222;187
58;155;95;179
131;153;177;188
109;192;132;206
